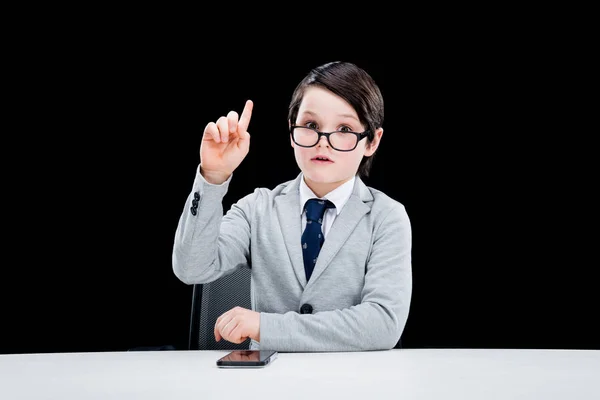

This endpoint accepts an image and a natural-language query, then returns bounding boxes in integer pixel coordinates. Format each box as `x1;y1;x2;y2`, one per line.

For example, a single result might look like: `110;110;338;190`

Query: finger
236;130;250;152
216;116;229;143
227;111;239;135
215;317;231;342
214;311;232;341
223;318;241;342
237;100;253;135
204;122;220;143
229;323;247;344
214;317;221;341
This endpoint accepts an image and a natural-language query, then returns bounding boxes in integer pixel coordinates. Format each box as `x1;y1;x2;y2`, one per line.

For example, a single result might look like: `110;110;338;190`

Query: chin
303;171;325;182
303;170;343;185
298;157;346;185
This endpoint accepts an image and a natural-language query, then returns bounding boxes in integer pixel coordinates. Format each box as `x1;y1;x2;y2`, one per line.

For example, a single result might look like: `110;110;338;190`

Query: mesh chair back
189;267;252;350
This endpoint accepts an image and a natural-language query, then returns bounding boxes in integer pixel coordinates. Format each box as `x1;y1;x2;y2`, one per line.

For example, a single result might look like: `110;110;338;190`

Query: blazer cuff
259;312;289;351
192;164;232;200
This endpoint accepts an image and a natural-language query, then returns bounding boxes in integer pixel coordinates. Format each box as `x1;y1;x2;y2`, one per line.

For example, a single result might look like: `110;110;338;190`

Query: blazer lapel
306;177;372;287
275;174;307;288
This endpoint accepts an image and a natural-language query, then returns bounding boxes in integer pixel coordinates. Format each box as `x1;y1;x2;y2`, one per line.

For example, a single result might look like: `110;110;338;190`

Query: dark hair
288;61;384;178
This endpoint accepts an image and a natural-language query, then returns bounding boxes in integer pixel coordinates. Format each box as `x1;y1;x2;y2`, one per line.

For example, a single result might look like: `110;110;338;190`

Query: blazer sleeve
259;202;412;352
172;166;255;285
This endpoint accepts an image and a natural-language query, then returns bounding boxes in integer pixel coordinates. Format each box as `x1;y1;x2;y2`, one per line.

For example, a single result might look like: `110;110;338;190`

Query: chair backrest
188;267;252;350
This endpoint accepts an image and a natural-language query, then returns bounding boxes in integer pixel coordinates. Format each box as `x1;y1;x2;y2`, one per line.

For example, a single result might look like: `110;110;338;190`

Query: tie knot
304;198;335;223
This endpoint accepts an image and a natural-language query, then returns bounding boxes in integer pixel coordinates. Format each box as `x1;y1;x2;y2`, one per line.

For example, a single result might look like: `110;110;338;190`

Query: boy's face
291;86;381;196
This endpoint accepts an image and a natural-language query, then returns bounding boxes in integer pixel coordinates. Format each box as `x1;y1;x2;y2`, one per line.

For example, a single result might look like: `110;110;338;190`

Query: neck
304;176;353;198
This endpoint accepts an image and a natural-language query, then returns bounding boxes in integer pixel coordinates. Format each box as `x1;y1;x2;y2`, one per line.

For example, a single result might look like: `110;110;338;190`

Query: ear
364;128;383;157
289;120;295;148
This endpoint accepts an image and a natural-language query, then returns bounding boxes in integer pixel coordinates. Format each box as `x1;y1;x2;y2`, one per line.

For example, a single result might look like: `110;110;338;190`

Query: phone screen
216;350;278;368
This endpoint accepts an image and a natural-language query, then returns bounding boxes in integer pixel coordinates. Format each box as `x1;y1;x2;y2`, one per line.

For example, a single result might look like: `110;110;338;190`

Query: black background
2;34;597;354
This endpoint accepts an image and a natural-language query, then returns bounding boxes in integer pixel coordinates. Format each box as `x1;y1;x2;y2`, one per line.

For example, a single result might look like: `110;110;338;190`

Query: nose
316;134;330;147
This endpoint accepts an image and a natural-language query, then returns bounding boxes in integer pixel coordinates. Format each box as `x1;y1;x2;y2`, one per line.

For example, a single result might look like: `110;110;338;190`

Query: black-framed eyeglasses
289;126;371;152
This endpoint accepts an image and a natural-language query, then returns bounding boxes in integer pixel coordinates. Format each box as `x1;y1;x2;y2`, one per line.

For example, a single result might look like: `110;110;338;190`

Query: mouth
311;155;333;164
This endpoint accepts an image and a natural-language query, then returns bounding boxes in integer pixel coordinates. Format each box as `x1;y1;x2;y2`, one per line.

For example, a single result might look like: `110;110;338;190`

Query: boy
173;61;412;352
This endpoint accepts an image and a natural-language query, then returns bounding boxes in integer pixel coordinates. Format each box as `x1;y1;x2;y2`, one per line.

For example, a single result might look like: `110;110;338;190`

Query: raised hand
200;100;253;184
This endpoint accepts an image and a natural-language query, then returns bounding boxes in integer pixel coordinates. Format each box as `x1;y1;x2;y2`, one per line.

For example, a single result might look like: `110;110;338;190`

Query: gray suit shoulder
365;185;410;222
231;177;297;216
242;177;297;201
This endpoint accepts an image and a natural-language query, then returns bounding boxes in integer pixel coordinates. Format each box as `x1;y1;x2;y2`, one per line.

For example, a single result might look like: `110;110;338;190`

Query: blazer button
190;206;197;216
300;304;313;314
194;192;200;200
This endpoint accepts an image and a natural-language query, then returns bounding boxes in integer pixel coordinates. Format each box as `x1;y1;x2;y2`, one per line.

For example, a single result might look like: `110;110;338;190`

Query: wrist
200;166;231;185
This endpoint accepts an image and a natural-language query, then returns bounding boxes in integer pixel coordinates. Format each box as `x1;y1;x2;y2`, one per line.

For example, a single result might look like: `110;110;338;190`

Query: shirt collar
299;173;355;216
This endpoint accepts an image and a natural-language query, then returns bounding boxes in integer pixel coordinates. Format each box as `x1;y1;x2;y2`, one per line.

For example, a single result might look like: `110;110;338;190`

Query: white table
1;348;598;399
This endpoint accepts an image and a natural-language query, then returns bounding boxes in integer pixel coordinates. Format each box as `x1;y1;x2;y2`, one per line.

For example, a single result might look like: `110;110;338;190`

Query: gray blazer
172;170;412;352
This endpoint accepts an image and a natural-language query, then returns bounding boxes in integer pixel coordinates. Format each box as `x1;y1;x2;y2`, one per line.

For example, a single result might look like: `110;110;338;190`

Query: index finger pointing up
238;100;253;133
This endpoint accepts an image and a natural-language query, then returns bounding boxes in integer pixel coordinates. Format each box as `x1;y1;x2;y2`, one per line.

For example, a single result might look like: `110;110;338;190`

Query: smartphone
216;350;278;368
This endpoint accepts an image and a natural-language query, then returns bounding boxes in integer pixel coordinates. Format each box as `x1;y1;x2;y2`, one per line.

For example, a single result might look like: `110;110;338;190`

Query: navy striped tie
302;199;335;281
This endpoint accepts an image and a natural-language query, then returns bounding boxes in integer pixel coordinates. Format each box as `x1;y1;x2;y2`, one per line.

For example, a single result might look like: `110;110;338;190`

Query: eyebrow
301;110;360;122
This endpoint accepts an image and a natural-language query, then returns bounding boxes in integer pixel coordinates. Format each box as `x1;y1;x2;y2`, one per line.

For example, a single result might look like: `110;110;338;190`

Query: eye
338;125;354;133
305;121;318;129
